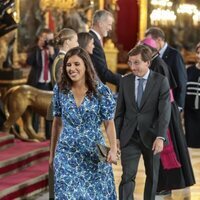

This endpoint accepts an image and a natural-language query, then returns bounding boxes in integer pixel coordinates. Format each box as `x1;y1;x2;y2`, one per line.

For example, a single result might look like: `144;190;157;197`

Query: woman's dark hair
58;47;98;96
78;32;93;49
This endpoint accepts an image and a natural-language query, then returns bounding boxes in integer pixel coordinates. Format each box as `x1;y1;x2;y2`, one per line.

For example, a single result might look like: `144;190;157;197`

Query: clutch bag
96;143;117;165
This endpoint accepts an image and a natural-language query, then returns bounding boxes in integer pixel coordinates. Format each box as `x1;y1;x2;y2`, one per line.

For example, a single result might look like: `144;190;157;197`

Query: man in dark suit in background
26;28;57;139
145;27;187;110
115;45;171;200
89;10;121;87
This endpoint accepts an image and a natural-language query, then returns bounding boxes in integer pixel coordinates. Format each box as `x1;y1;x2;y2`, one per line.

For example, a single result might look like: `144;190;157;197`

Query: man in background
26;28;56;139
145;27;187;110
89;9;121;87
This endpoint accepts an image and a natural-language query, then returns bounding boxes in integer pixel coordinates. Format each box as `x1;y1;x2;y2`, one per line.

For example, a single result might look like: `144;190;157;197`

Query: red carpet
0;133;14;150
0;133;49;199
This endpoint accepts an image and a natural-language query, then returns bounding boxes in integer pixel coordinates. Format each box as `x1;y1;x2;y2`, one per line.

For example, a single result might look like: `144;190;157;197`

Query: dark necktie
137;78;145;107
43;50;49;81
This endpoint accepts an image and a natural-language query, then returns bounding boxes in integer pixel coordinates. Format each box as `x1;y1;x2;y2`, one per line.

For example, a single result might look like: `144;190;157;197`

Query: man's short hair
128;45;152;62
145;27;165;41
92;10;113;25
38;28;52;37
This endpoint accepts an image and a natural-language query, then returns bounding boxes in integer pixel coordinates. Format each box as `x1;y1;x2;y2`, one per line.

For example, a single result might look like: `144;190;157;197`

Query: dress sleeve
53;84;62;117
98;82;116;121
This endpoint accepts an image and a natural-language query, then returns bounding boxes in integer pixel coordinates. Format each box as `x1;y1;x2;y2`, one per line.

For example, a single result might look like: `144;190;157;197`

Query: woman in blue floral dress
49;47;117;200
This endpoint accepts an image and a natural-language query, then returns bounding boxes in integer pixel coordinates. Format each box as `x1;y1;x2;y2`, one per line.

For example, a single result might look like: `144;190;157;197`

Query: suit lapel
139;71;157;109
89;30;102;49
162;46;170;60
126;74;137;108
36;47;43;70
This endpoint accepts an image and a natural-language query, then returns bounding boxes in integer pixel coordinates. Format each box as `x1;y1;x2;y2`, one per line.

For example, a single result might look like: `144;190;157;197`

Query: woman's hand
49;156;54;169
103;120;118;164
107;148;118;165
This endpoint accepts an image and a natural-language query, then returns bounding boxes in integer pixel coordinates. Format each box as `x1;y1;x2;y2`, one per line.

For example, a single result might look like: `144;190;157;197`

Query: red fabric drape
48;10;55;32
116;0;139;51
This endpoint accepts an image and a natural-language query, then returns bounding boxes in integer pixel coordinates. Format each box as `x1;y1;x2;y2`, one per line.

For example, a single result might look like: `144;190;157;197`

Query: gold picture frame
138;0;147;40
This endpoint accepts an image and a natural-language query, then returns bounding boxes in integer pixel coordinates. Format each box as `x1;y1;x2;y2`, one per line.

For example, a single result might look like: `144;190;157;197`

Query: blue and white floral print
53;81;117;200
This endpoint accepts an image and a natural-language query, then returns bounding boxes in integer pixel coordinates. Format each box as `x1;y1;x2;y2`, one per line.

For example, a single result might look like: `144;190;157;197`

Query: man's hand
48;46;55;56
116;139;121;160
152;138;164;155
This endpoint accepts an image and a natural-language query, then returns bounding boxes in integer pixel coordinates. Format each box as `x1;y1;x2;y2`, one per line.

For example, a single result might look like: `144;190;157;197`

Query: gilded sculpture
1;85;53;141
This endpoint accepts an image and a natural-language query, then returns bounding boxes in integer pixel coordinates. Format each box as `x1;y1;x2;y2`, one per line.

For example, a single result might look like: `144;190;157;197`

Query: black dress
150;54;195;191
184;65;200;148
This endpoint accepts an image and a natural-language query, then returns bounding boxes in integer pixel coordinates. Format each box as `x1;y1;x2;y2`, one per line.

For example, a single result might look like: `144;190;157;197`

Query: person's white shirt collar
90;29;102;41
159;42;168;58
136;69;150;80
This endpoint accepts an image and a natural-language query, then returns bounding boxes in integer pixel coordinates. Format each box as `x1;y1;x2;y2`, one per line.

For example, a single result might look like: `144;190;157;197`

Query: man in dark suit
145;27;187;110
26;28;57;139
27;28;56;88
115;45;171;200
89;10;121;86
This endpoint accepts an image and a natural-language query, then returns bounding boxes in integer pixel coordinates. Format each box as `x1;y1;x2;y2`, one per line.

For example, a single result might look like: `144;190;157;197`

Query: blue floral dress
53;82;117;200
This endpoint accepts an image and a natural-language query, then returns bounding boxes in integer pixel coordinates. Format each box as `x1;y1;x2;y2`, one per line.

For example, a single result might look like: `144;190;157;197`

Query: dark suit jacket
115;71;171;149
151;53;177;89
161;45;187;108
26;46;56;87
89;30;121;86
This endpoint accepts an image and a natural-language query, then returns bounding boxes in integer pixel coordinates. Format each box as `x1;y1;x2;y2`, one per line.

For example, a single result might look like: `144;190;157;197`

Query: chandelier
150;8;176;26
150;0;200;26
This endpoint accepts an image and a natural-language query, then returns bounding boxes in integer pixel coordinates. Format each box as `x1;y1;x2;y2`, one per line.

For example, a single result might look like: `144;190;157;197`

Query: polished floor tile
113;148;200;199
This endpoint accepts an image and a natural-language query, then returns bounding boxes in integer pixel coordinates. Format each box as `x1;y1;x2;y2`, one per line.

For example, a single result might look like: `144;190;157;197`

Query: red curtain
116;0;139;51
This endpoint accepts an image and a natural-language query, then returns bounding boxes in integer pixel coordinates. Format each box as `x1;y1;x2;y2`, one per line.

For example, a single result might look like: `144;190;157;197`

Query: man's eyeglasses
127;60;142;67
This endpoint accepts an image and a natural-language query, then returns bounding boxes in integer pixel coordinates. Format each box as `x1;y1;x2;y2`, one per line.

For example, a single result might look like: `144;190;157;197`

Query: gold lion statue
1;85;53;141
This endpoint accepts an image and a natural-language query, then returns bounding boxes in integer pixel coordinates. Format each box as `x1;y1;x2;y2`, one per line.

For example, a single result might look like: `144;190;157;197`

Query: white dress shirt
159;42;168;58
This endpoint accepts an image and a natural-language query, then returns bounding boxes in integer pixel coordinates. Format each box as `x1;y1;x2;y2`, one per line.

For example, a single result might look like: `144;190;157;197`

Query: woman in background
51;28;78;86
78;32;94;55
184;42;200;148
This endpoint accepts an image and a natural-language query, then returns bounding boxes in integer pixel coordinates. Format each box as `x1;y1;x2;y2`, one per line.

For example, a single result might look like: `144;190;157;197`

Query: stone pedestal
0;77;27;98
